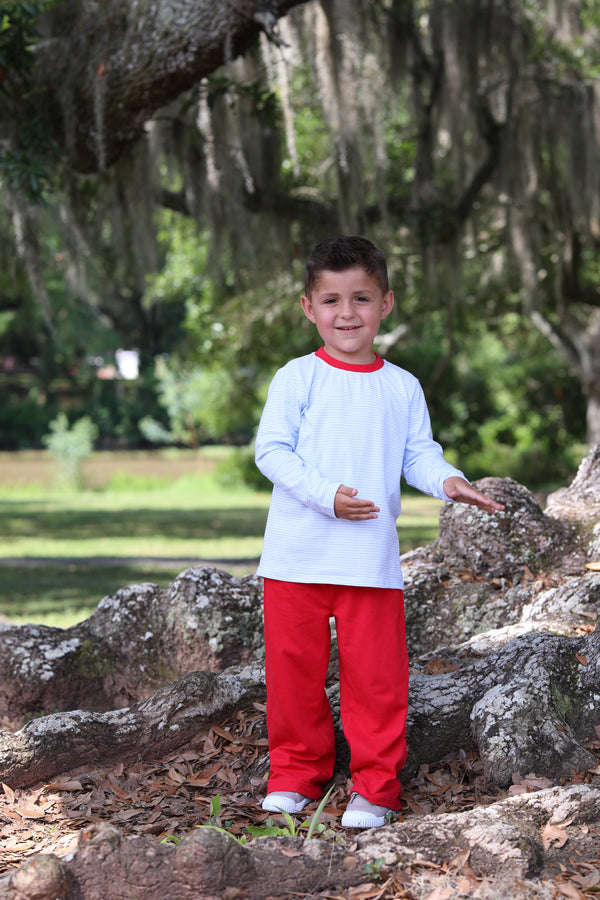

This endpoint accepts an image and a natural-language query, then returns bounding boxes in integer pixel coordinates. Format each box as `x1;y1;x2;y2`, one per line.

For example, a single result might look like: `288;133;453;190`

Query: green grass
0;475;270;560
0;451;443;628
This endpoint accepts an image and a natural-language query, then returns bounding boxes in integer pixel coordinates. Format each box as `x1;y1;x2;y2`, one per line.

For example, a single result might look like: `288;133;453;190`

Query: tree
2;0;600;453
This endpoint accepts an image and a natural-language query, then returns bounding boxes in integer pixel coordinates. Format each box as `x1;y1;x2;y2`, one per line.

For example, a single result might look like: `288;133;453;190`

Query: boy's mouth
336;325;361;331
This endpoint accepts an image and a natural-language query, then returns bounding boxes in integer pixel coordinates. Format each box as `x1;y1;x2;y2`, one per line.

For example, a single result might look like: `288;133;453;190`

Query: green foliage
139;355;257;448
42;412;98;488
195;794;248;845
0;379;58;449
389;311;586;488
364;856;387;878
0;0;61;202
197;789;337;844
0;0;595;478
214;445;271;492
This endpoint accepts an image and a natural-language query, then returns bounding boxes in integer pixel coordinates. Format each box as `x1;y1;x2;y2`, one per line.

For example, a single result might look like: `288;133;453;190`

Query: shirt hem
256;568;404;590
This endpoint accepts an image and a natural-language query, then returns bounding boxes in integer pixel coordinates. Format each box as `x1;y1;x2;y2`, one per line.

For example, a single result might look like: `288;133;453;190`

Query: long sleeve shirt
255;347;466;588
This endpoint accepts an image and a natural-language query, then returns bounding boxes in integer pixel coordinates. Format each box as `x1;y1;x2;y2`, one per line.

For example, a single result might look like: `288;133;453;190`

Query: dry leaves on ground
1;702;600;900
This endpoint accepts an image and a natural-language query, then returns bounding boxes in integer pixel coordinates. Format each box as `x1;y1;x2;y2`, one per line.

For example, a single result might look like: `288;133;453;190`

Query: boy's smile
301;267;394;365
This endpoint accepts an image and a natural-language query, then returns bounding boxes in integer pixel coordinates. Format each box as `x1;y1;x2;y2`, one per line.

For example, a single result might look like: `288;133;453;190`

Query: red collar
315;346;384;372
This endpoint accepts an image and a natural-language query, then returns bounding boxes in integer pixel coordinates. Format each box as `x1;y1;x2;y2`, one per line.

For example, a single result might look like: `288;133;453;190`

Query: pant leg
263;578;336;799
333;585;408;809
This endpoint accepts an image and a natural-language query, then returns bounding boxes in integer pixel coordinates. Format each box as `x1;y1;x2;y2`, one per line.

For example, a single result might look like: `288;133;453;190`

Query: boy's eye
355;296;370;302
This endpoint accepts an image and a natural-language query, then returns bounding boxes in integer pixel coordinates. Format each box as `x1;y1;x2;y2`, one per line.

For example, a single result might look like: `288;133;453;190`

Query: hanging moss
4;0;600;442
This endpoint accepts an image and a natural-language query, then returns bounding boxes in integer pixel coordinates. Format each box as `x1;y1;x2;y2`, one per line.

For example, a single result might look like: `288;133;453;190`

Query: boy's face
301;267;394;365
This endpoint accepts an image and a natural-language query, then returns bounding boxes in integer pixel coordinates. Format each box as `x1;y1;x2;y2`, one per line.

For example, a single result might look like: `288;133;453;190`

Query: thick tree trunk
33;0;307;173
589;392;600;447
0;666;265;789
1;784;599;900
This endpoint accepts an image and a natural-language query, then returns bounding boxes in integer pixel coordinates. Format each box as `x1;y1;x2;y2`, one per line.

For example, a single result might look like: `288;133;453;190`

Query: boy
254;236;504;828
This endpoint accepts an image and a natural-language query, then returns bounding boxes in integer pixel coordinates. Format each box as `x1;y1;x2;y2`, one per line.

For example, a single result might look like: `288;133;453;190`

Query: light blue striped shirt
255;349;465;588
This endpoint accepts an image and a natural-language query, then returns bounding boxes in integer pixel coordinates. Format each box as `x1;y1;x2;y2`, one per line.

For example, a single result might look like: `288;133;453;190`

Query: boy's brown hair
304;236;389;297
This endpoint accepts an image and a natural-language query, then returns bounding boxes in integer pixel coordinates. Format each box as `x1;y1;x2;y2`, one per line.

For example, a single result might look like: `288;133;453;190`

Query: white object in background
116;349;139;380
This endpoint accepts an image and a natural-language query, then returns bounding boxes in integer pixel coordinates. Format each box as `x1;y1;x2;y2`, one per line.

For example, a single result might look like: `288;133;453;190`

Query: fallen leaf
347;883;378;898
541;821;569;851
222;888;250;900
166;768;186;784
0;808;22;820
572;870;600;888
575;652;588;666
585;562;600;572
424;887;453;900
508;774;553;794
458;568;476;582
44;780;84;792
2;783;16;804
555;883;586;899
447;847;470;873
425;658;459;675
14;806;47;819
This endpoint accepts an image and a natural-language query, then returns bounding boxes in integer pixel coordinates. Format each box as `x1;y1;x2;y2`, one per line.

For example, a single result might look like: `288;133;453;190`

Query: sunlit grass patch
0;450;443;627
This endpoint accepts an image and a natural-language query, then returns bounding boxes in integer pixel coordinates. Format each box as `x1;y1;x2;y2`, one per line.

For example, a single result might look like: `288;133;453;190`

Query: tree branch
32;0;308;173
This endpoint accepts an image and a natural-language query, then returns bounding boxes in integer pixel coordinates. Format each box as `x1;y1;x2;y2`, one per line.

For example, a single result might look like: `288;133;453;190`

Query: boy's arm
402;382;503;513
255;367;340;517
402;381;468;499
442;476;505;513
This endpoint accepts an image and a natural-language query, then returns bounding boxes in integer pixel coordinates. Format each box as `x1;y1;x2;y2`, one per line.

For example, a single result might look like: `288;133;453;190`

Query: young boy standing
255;236;503;828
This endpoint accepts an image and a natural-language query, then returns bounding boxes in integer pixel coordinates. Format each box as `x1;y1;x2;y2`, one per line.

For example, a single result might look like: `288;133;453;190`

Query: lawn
0;449;443;627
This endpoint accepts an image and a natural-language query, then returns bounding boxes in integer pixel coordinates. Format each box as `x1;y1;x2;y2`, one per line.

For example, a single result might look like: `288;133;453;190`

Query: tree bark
34;0;307;173
1;784;599;900
0;568;264;729
0;665;265;789
2;624;598;791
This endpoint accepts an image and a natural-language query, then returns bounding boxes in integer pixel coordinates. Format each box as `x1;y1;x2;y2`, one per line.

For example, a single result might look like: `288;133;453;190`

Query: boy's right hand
334;485;380;520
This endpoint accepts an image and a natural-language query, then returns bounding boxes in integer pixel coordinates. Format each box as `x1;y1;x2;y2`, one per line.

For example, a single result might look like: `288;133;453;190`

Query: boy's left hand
442;476;505;513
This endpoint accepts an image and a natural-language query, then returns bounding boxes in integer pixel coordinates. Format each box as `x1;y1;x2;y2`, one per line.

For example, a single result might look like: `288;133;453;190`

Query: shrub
42;413;98;489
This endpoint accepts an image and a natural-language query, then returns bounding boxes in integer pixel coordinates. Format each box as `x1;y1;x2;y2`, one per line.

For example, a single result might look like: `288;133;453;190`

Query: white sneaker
341;792;392;828
261;791;312;814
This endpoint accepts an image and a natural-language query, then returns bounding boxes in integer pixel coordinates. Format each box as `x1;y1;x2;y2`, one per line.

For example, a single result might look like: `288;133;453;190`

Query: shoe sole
341;812;387;828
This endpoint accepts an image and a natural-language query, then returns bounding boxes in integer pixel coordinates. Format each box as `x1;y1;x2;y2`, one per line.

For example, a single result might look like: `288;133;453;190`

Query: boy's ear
381;290;394;319
301;294;317;323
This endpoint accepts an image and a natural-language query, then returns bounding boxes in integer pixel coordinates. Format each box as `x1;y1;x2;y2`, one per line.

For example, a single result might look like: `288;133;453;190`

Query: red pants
263;579;408;809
